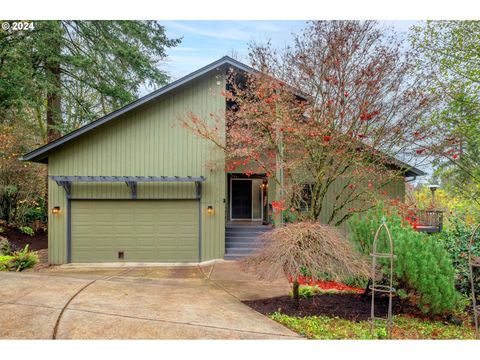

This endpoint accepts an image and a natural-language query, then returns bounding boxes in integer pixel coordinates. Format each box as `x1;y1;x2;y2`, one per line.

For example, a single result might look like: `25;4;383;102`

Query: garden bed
2;227;47;251
269;313;476;339
244;292;424;322
244;292;476;339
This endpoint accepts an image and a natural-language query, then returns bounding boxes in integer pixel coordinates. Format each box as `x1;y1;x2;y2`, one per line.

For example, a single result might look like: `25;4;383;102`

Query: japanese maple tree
182;21;432;225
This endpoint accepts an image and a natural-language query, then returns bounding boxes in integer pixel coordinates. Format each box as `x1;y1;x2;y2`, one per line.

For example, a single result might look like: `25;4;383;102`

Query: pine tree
0;20;180;141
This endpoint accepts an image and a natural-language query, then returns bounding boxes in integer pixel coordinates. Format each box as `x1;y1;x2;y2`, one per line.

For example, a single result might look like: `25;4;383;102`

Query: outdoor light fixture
52;206;60;214
428;184;440;207
207;206;214;215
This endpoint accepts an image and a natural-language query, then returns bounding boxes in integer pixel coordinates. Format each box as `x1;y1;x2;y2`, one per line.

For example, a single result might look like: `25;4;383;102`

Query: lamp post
428;184;440;208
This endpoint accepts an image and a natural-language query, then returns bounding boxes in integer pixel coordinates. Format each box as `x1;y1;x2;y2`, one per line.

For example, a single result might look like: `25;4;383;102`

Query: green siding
319;175;405;228
48;72;226;264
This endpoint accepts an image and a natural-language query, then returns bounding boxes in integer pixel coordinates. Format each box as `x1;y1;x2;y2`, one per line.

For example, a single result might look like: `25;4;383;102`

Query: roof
389;159;425;177
21;55;425;178
22;56;253;163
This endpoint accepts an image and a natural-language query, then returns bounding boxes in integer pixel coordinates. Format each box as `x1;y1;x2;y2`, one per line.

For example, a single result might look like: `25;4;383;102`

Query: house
22;56;425;265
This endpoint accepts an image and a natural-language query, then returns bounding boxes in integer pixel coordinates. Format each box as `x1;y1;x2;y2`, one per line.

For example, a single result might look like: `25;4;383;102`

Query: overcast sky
158;20;421;80
152;20;430;179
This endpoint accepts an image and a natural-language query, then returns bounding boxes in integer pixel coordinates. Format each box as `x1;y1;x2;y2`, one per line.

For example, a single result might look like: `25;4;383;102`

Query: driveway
0;261;298;339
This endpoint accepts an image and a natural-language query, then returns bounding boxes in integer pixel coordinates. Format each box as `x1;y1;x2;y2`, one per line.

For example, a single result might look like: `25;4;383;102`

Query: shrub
20;196;48;225
19;226;34;236
0;236;11;255
0;124;46;225
289;285;322;299
243;221;370;305
7;245;38;271
0;255;15;271
348;207;461;315
433;217;480;295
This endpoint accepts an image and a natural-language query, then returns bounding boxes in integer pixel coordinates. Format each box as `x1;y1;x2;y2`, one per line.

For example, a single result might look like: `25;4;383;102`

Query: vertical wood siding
48;72;226;264
319;175;405;229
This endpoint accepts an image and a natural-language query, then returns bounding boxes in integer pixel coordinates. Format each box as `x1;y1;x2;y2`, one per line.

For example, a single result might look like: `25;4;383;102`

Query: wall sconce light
207;206;214;215
260;182;268;190
52;206;61;215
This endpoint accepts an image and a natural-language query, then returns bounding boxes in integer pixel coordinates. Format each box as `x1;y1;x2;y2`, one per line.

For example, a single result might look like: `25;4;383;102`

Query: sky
153;20;430;179
158;20;420;80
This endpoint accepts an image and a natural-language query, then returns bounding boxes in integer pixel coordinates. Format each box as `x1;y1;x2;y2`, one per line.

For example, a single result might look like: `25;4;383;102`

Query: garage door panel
71;200;198;262
179;225;197;233
132;252;155;262
136;237;156;247
116;237;135;247
115;228;135;237
177;250;197;262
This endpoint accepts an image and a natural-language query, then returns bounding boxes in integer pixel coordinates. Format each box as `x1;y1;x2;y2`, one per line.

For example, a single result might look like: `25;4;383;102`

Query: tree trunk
43;21;63;210
46;21;62;143
46;65;61;142
292;280;300;307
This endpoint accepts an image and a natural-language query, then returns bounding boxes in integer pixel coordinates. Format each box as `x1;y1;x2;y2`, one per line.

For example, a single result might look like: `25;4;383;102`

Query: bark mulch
1;227;48;251
244;293;425;322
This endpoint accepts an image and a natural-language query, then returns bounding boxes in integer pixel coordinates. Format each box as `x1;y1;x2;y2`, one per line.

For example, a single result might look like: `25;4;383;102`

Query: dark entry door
231;180;252;219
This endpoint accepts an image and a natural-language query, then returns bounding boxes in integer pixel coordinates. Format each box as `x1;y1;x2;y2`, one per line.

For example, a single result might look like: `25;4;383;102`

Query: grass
269;312;477;339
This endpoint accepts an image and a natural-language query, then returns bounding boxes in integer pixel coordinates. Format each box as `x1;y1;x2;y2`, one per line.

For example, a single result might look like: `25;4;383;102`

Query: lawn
270;313;477;340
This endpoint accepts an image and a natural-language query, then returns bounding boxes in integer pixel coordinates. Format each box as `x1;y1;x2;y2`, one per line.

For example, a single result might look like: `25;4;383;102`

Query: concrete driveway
0;261;298;339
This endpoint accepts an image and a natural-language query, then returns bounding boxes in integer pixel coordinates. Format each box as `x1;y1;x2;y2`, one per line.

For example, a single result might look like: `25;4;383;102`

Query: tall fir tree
0;20;180;142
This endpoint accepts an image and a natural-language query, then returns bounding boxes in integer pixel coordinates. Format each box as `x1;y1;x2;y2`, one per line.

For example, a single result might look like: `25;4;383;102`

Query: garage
71;200;199;263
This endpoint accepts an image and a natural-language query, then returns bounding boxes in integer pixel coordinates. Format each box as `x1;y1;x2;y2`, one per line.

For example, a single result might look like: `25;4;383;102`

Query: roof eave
22;56;253;163
405;167;426;177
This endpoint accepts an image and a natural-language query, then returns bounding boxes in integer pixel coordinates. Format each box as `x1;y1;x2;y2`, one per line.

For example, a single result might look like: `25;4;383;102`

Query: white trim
229;177;264;221
57;259;219;268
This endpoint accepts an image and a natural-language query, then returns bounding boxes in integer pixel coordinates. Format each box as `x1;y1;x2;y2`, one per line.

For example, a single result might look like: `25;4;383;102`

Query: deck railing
411;209;444;233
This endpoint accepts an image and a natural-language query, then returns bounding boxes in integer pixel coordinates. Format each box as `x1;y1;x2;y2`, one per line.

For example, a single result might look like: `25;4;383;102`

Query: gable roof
22;56;252;163
21;56;425;177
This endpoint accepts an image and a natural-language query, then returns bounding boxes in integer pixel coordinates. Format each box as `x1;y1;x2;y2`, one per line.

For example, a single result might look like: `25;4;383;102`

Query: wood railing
411;209;444;233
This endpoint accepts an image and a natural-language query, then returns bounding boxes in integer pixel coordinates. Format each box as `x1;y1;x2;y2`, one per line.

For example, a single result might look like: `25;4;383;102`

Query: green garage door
71;200;198;262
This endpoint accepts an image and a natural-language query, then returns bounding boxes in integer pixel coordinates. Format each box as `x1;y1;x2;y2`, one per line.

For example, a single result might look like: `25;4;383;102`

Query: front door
230;179;263;220
231;179;252;219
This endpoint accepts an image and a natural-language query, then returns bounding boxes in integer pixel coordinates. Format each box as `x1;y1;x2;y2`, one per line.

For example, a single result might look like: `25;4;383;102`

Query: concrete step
226;237;267;243
225;235;264;242
225;241;262;249
226;228;271;234
224;253;249;260
224;252;253;258
226;226;272;231
225;247;260;255
225;225;270;260
226;233;269;238
225;231;271;237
